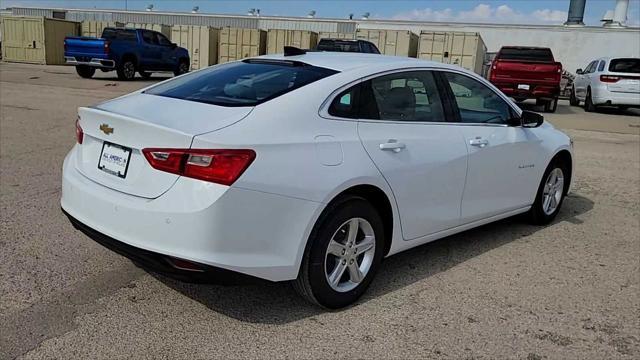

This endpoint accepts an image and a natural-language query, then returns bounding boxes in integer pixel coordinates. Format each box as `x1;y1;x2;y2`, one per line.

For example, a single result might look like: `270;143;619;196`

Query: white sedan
61;51;573;308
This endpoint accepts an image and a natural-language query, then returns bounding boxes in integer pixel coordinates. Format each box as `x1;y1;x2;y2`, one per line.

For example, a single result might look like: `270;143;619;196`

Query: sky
3;0;640;26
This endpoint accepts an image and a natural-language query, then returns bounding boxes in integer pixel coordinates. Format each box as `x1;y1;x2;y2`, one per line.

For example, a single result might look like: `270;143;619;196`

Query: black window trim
319;67;521;127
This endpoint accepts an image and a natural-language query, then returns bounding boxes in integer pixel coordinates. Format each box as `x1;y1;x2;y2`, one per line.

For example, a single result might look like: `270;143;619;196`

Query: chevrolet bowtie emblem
99;124;114;135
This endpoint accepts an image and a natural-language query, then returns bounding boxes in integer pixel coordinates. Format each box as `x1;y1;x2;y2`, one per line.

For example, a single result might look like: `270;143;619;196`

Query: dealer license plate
518;84;530;90
98;142;132;179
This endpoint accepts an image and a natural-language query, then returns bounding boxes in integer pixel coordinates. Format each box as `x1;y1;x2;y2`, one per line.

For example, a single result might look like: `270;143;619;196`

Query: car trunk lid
75;93;252;198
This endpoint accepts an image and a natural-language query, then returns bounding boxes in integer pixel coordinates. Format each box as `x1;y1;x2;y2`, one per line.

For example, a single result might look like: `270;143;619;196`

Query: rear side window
329;85;359;118
498;48;554;62
597;60;606;72
609;58;640;73
362;71;445;122
101;28;136;42
145;60;338;107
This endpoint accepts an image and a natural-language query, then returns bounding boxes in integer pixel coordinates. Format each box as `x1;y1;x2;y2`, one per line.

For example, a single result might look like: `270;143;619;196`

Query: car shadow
153;193;594;324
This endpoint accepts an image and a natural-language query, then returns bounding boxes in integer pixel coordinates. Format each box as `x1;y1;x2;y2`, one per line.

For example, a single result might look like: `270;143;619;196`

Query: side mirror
576;68;583;75
521;110;544;128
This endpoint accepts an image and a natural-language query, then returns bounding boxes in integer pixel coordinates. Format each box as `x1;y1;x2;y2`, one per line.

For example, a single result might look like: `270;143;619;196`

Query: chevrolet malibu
61;51;573;308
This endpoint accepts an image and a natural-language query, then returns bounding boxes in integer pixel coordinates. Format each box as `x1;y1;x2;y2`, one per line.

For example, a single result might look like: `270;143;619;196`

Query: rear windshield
101;28;137;42
498;48;554;62
317;40;360;52
145;60;338;107
609;58;640;73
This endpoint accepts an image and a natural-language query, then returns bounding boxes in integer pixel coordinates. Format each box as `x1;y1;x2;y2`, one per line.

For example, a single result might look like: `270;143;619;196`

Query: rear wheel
584;88;597;112
174;60;189;76
569;87;579;106
75;65;95;79
544;97;558;113
117;59;136;81
139;70;152;79
293;196;384;309
527;160;568;225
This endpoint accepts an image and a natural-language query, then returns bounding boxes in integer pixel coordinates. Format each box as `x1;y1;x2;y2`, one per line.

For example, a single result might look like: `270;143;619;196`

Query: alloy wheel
542;168;564;215
324;218;376;292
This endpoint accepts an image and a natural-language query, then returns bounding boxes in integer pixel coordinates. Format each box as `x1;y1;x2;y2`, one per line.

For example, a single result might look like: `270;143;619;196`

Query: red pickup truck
489;46;562;112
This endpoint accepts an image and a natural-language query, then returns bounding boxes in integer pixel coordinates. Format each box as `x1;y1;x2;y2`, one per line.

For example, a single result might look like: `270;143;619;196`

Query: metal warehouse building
3;4;640;73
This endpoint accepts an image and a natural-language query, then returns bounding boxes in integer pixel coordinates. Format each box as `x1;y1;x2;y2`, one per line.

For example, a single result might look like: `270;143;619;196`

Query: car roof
252;52;457;72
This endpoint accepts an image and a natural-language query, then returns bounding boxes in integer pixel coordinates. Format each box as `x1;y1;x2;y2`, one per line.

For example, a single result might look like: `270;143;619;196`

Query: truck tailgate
491;60;561;82
64;36;108;58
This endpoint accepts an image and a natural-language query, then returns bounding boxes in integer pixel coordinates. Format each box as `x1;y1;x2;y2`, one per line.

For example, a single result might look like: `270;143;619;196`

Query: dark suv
315;39;381;54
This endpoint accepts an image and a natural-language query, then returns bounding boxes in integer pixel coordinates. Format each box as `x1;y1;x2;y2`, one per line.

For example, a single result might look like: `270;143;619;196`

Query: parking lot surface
1;62;639;359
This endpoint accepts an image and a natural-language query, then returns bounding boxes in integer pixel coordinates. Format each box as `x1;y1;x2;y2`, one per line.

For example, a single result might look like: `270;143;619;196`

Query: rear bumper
65;56;115;69
592;85;640;106
60;147;321;282
492;82;560;100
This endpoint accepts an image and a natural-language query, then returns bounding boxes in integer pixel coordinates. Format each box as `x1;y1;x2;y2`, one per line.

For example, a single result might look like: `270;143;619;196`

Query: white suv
570;57;640;111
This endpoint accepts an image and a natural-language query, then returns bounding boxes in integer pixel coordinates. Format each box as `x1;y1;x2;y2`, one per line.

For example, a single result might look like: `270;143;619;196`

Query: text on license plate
98;142;132;178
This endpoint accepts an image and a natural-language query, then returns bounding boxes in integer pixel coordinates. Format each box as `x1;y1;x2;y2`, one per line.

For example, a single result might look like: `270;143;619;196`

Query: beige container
1;16;79;65
125;23;171;37
266;29;318;54
417;31;487;74
80;20;124;37
356;29;418;57
318;32;356;40
218;27;266;63
171;25;219;70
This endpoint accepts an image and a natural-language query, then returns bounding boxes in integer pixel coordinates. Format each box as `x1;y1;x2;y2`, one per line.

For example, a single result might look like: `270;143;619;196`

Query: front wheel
75;65;95;79
116;59;136;81
527;160;568;225
293;196;385;309
569;87;579;106
174;60;189;76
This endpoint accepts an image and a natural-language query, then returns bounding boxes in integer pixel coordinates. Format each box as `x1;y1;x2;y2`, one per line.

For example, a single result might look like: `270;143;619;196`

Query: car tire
584;88;597;112
569;87;579;106
544;98;558;113
139;70;152;79
526;159;568;225
116;59;136;81
75;65;95;79
618;106;629;111
293;196;385;309
173;60;189;77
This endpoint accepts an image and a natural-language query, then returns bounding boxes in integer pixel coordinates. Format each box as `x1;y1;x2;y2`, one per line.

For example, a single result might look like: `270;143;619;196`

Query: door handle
469;138;489;148
379;140;406;153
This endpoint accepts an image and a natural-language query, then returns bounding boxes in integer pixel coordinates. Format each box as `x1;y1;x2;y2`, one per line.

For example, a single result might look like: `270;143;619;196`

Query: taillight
600;75;620;83
142;148;255;186
64;41;67;52
75;117;83;144
104;41;110;54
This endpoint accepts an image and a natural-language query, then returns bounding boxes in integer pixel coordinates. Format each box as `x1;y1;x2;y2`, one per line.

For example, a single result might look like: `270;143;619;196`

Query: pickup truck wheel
569;87;579;106
139;71;152;79
117;60;136;81
584;89;597;112
544;98;558;113
174;60;189;76
75;66;95;79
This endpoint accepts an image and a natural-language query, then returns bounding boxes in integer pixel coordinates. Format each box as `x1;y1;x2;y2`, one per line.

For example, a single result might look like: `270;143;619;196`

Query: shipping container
80;20;125;37
218;27;266;63
171;25;219;70
417;31;487;75
1;16;79;64
125;22;171;37
355;29;418;57
318;31;356;40
266;29;318;54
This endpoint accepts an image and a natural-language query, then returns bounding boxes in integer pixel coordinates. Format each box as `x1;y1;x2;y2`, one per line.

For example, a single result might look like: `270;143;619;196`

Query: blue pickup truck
64;27;190;80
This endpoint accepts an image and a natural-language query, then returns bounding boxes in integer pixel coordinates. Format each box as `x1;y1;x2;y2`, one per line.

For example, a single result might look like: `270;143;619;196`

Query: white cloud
392;4;568;25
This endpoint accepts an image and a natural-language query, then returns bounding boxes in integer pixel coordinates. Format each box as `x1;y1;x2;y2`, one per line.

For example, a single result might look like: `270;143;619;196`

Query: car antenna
284;46;306;56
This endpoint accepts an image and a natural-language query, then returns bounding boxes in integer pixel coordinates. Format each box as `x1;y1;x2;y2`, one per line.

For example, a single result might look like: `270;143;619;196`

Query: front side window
584;61;597;74
361;71;445;122
443;72;512;124
142;30;157;45
145;60;337;107
156;33;172;46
